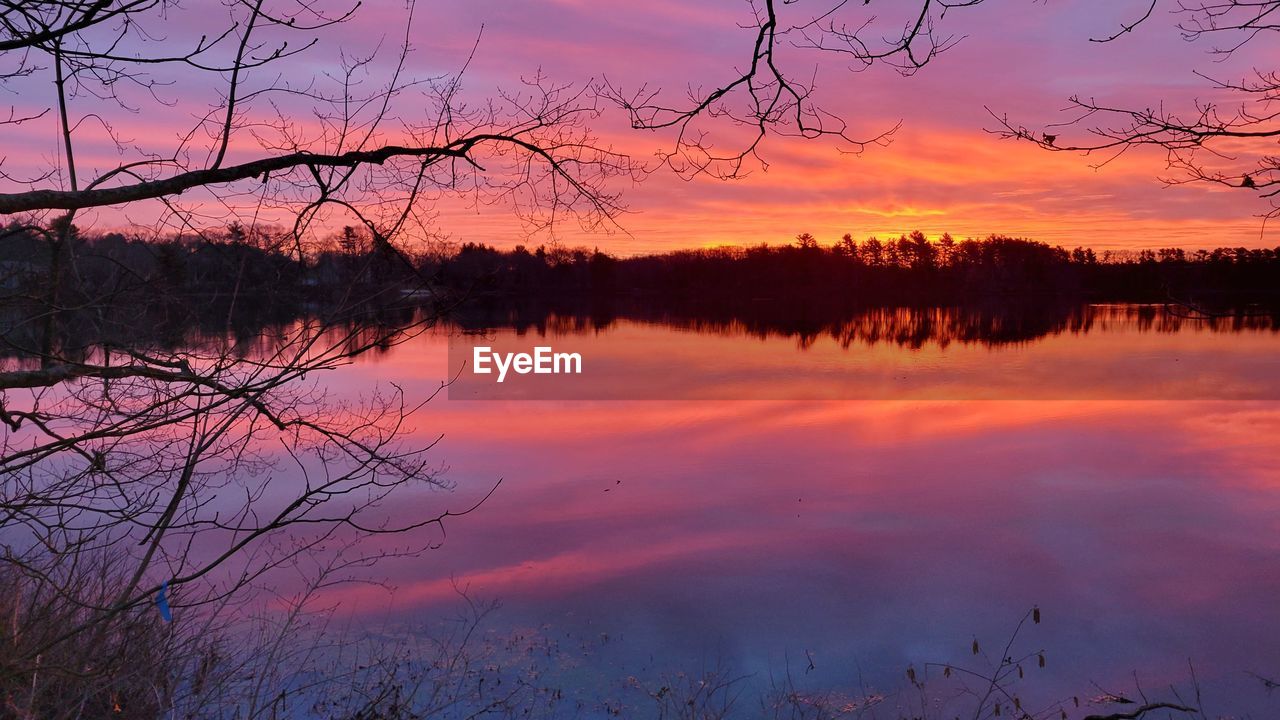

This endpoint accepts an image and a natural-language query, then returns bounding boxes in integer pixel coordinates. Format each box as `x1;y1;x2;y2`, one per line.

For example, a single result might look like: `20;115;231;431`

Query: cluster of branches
0;1;633;227
593;0;1280;221
597;0;991;178
0;3;637;695
0;214;489;718
0;1;621;714
987;1;1280;215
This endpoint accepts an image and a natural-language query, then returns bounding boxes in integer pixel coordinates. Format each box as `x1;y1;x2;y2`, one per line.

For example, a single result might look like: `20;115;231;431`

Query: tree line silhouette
0;220;434;363
5;222;1277;365
438;231;1280;307
6;224;1280;337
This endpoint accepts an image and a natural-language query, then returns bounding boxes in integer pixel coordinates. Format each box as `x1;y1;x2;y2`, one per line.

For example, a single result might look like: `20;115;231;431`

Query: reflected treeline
4;222;1279;361
0;293;435;366
0;221;435;364
451;297;1280;350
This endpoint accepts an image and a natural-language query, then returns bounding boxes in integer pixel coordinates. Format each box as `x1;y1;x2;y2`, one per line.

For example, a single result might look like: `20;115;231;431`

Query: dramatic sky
6;0;1279;253
429;0;1274;253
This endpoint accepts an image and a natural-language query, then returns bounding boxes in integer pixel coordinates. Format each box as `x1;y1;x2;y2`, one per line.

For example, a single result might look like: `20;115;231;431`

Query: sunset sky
5;0;1278;254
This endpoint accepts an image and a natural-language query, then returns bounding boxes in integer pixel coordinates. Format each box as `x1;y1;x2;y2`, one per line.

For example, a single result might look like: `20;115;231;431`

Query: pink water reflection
301;326;1280;712
443;307;1280;399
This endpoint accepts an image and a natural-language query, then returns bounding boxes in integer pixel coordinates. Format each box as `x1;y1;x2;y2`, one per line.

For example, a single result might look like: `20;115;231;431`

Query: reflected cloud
303;383;1280;711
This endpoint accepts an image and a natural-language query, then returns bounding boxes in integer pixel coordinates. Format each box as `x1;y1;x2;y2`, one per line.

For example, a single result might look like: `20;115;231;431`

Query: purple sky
5;1;1277;253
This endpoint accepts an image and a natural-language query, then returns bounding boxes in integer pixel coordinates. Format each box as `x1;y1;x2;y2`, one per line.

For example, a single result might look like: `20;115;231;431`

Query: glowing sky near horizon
5;0;1280;253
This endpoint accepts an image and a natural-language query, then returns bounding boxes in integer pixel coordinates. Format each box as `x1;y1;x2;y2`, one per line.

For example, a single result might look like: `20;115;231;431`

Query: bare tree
0;2;631;714
599;0;985;178
598;0;1280;222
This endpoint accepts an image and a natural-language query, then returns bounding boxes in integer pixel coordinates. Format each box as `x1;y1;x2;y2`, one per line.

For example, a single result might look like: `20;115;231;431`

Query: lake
291;304;1280;717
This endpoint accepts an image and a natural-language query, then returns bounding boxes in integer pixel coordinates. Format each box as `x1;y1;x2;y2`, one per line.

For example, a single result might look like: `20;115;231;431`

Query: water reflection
453;300;1280;349
22;298;1273;715
447;304;1280;400
314;321;1280;716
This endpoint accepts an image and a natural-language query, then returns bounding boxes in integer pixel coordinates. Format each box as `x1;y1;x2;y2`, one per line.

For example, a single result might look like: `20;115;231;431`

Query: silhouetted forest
437;231;1280;306
4;223;1278;361
0;221;430;363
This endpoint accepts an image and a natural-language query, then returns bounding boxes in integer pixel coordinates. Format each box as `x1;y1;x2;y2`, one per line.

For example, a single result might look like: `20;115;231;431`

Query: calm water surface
305;305;1280;716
